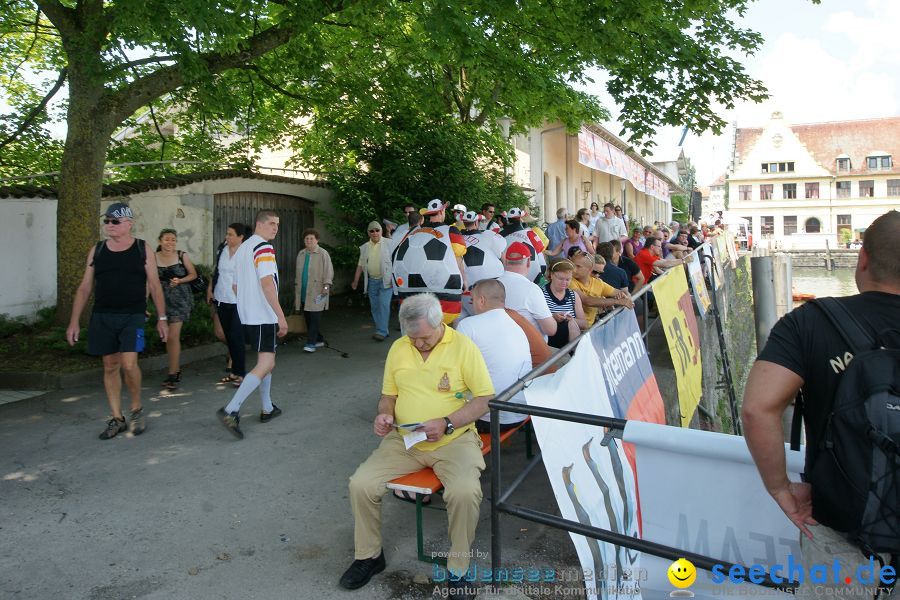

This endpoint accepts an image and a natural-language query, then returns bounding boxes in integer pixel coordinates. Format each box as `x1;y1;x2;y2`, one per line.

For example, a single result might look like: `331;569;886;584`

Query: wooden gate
213;192;315;305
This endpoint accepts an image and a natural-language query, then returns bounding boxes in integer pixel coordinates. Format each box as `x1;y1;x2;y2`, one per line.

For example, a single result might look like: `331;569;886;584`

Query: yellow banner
653;268;702;426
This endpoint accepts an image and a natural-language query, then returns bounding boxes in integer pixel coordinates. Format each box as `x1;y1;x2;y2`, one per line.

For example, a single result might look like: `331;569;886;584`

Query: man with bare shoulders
66;203;168;440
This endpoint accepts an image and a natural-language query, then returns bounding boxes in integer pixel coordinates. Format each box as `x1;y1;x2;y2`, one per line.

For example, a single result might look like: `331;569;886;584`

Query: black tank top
92;239;147;313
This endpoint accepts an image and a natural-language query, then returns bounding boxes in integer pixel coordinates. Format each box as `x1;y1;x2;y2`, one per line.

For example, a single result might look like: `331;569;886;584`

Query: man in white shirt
457;279;531;431
497;242;557;339
593;202;627;244
216;210;287;439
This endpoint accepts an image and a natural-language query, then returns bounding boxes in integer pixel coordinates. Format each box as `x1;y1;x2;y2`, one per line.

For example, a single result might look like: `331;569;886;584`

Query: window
805;182;819;199
836;181;851;198
761;161;795;173
783;183;797;199
837;158;851;171
859;180;874;197
805;217;821;233
867;155;892;170
739;185;752;201
742;216;753;231
783;216;797;235
761;216;774;236
888;179;900;196
837;214;851;226
760;184;773;200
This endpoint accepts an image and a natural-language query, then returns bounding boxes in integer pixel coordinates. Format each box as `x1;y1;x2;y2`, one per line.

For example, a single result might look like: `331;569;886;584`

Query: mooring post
751;255;778;353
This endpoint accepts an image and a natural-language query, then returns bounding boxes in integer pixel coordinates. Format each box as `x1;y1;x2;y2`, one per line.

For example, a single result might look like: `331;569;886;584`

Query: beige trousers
348;428;485;574
798;524;894;598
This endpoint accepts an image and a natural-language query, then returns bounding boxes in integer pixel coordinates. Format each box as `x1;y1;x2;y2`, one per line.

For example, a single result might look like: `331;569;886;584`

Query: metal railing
484;242;762;592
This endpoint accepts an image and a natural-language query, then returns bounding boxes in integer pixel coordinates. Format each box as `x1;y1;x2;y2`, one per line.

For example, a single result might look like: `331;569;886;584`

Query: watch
158;316;168;321
443;417;455;435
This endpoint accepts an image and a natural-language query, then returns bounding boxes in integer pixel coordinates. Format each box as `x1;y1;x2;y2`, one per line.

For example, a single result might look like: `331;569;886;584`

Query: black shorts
87;313;146;356
244;323;278;353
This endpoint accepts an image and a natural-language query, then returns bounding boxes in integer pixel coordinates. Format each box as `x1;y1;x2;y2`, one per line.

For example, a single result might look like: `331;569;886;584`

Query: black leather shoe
338;550;385;590
445;578;478;598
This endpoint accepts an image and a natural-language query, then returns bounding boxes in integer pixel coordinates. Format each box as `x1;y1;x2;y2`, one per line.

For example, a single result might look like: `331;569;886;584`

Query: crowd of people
65;198;737;599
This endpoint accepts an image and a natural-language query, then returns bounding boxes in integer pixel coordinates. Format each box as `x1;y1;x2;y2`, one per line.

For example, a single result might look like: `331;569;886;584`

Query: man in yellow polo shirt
340;293;494;599
568;251;634;325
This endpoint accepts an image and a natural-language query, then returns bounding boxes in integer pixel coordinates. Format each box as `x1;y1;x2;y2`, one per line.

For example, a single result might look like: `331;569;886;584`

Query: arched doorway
804;217;821;233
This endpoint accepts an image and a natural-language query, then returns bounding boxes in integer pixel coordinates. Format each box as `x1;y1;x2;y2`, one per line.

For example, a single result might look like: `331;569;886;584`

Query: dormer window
867;153;892;170
836;155;851;171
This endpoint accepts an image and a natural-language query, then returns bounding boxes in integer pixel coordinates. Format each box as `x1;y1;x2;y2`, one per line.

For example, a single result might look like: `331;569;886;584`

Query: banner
624;420;803;598
577;129;670;203
653;268;702;426
524;309;666;600
686;245;712;320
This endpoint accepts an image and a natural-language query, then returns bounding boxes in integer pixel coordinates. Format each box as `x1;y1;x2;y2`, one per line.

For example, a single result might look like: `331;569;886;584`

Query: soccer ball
394;230;461;292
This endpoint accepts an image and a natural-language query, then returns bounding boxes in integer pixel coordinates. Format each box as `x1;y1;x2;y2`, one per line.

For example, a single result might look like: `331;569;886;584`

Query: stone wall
786;249;858;268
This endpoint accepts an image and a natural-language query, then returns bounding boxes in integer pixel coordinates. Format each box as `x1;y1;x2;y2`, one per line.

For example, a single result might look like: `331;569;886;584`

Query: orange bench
386;418;532;563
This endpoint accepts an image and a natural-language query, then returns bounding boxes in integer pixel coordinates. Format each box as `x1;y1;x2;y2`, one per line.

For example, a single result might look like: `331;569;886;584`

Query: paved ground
0;304;578;600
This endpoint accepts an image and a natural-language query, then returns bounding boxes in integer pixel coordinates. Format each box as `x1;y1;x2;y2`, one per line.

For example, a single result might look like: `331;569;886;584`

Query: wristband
158;316;168;321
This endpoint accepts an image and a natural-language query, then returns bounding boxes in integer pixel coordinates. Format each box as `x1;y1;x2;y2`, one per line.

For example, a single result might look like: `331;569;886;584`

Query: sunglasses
103;218;122;225
368;229;380;233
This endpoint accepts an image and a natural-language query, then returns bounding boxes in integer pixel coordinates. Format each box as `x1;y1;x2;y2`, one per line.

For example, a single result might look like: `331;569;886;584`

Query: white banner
578;129;670;203
524;310;667;600
624;420;804;598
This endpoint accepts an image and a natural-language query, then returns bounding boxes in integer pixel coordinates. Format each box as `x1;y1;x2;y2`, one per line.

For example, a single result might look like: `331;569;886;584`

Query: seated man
569;251;633;326
635;236;689;284
457;279;532;433
595;242;631;292
340;293;494;599
498;242;557;339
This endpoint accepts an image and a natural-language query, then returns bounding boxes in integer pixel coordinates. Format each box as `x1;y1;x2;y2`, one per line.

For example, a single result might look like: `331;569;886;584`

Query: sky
588;0;900;186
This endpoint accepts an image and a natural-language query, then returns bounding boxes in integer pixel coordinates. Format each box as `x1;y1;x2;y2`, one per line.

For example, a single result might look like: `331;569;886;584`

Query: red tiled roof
734;117;900;176
0;169;329;200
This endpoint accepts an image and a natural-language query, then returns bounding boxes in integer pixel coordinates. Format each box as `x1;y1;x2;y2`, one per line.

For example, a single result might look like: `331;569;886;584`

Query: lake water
792;266;858;298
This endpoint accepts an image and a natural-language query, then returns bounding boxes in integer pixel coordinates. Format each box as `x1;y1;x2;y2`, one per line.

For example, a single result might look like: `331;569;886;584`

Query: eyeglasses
368;229;380;233
103;219;122;225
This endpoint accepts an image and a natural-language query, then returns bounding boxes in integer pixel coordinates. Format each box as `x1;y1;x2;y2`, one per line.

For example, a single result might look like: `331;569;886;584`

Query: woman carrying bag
208;223;249;387
156;228;197;390
294;229;334;353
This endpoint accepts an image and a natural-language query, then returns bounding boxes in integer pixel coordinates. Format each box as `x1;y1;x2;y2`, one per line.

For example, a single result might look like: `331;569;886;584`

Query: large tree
0;0;769;320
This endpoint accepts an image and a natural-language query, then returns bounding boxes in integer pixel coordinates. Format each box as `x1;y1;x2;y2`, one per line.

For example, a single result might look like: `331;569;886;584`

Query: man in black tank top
66;203;169;440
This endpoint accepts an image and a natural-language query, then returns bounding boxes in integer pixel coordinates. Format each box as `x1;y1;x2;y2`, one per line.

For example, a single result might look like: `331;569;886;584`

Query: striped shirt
542;283;576;317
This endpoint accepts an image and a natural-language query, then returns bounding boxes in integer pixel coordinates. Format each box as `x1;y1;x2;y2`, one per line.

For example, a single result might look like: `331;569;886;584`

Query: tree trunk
55;78;115;325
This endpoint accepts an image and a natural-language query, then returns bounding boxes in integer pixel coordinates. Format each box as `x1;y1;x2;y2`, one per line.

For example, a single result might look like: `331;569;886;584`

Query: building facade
510;123;679;227
726;112;900;249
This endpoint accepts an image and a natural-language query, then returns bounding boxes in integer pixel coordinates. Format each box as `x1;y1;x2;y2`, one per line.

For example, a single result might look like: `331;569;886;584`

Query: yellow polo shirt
382;325;494;451
569;276;617;325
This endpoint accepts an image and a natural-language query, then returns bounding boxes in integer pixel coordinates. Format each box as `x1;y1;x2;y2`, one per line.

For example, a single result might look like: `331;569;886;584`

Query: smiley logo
668;558;696;589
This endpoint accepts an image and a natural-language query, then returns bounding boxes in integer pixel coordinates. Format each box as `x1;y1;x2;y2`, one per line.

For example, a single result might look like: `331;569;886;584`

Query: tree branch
109;19;302;124
7;9;41;83
114;54;179;71
34;0;76;39
244;65;311;102
471;82;502;127
0;67;68;153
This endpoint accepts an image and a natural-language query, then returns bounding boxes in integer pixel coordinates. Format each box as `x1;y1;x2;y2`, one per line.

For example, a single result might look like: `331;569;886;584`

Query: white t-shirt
234;234;279;325
456;309;531;424
498;271;552;334
213;245;239;304
594;216;627;243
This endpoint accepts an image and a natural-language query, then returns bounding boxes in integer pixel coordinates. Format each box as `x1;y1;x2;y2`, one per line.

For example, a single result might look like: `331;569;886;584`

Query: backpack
791;297;900;554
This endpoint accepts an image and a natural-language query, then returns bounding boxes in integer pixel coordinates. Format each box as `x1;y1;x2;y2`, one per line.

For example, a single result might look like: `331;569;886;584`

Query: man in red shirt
634;237;687;283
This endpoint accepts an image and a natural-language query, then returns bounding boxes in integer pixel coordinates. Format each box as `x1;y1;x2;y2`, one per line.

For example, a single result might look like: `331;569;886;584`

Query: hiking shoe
216;408;243;439
99;417;127;440
339;550;385;590
260;404;282;423
314;341;325;348
372;333;386;342
128;408;146;436
303;343;316;353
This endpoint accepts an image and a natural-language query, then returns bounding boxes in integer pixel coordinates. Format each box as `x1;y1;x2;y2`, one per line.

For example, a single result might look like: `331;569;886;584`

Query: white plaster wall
101;177;335;265
0;198;58;319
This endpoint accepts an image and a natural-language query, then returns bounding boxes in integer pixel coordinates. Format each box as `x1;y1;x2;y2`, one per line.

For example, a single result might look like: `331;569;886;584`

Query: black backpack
791;297;900;554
